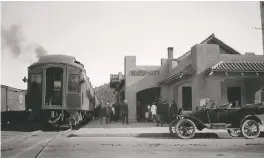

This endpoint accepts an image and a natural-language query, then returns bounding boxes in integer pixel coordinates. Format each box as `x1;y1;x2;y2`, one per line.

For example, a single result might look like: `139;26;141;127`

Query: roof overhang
206;61;264;76
159;72;192;85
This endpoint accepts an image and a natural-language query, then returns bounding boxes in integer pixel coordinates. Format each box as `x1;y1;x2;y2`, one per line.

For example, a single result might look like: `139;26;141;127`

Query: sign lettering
129;70;160;76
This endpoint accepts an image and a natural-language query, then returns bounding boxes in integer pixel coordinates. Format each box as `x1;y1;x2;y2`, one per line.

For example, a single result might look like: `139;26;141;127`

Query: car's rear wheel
169;119;178;136
175;119;196;139
241;119;260;139
227;129;241;137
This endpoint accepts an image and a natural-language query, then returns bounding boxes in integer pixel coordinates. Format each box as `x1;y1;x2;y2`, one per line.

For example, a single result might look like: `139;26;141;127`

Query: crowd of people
138;98;179;126
94;98;179;127
94;100;129;125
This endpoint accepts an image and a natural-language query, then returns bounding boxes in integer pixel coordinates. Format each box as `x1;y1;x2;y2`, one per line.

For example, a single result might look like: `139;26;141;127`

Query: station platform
69;119;264;138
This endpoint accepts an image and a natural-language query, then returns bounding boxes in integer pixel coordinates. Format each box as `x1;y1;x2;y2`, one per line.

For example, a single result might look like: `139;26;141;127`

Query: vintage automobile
169;98;264;139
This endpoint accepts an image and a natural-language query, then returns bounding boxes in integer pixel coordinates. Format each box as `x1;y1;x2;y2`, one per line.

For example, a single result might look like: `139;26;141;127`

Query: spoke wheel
241;119;260;139
169;119;178;136
175;119;196;139
227;129;241;137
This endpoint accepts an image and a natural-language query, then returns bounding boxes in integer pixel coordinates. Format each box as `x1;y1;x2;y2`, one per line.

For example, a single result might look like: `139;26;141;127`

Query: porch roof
159;64;194;85
207;61;264;73
158;72;192;85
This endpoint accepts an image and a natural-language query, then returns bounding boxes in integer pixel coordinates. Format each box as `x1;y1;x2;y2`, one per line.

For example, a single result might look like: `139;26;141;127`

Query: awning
207;61;264;75
159;72;192;85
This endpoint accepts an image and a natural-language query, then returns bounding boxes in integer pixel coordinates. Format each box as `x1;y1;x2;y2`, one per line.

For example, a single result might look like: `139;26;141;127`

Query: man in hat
105;102;112;124
121;100;129;124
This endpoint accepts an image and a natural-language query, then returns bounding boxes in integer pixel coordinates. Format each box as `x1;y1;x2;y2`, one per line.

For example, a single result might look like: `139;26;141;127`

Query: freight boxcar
24;55;98;127
1;85;29;125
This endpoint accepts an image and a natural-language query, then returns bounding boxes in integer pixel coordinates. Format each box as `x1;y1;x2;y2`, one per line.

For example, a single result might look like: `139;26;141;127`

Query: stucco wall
124;56;168;122
123;43;264;122
204;76;264;106
219;54;264;62
191;44;220;75
171;54;192;75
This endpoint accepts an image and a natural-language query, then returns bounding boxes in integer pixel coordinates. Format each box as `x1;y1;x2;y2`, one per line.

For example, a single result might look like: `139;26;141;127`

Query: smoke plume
35;45;48;58
1;24;24;57
1;24;48;59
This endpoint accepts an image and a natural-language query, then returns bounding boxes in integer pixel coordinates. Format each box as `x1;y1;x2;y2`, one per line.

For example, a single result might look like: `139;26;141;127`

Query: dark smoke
1;24;23;57
1;24;48;59
35;45;48;58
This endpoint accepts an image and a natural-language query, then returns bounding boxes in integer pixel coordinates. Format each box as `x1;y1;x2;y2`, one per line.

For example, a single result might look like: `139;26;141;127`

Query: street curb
68;132;222;139
69;126;264;138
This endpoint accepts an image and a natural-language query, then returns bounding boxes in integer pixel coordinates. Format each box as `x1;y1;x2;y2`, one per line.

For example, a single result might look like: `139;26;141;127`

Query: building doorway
227;87;241;107
136;87;161;122
182;87;192;111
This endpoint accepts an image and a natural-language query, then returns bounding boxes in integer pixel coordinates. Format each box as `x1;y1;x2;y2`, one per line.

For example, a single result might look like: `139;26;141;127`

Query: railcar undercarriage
47;110;93;128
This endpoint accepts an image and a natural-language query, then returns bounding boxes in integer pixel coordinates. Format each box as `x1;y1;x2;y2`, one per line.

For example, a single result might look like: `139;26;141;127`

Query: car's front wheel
241;119;260;139
227;129;241;137
175;119;196;139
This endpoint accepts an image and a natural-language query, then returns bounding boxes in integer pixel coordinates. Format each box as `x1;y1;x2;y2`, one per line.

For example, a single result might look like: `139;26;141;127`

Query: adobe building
110;34;264;123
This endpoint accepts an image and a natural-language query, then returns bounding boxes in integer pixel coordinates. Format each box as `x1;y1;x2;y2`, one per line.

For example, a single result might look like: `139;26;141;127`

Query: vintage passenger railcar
1;85;29;125
25;55;97;127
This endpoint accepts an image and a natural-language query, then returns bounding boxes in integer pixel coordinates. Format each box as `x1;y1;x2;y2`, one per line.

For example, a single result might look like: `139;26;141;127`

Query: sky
1;1;263;89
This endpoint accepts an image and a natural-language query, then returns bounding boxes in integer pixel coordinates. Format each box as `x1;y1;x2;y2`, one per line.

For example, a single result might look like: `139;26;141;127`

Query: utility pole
260;1;264;54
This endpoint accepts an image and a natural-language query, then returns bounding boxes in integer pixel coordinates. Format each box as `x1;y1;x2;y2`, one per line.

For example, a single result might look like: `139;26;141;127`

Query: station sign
128;70;160;76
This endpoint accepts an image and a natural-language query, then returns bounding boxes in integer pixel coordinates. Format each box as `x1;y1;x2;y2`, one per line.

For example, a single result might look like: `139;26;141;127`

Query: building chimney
168;47;173;59
161;59;167;65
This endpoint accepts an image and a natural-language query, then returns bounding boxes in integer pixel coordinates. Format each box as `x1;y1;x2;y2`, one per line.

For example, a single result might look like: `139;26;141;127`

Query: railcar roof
28;54;84;69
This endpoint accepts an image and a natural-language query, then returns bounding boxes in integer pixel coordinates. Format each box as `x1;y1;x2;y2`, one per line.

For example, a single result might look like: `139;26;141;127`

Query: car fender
240;115;262;127
179;115;208;130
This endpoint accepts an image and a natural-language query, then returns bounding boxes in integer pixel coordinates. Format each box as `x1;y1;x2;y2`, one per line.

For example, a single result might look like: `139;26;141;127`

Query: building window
68;74;79;93
182;86;192;111
227;87;241;107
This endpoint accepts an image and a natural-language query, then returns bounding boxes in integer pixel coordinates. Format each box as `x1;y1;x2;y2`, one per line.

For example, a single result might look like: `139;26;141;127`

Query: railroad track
1;118;92;158
1;130;41;144
1;128;73;158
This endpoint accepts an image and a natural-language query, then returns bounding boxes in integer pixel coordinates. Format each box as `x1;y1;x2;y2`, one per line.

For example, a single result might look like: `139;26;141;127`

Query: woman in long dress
150;102;157;122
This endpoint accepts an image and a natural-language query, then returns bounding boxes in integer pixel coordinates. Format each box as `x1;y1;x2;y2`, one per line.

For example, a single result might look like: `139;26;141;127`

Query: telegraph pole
260;1;264;54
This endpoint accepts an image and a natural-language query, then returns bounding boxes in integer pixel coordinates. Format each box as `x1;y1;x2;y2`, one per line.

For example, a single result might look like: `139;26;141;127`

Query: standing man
99;104;105;124
156;99;165;127
163;100;170;123
105;102;112;124
170;100;178;119
137;101;141;122
115;103;121;121
121;100;129;125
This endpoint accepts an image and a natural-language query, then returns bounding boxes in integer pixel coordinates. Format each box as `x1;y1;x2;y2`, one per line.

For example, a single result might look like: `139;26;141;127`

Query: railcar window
68;75;80;93
31;74;42;84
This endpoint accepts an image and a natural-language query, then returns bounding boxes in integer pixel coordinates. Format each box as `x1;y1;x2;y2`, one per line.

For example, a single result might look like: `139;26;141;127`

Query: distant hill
94;83;115;106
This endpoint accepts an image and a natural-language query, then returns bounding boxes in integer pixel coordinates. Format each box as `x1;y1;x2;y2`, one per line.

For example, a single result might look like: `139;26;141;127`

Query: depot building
110;34;264;123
